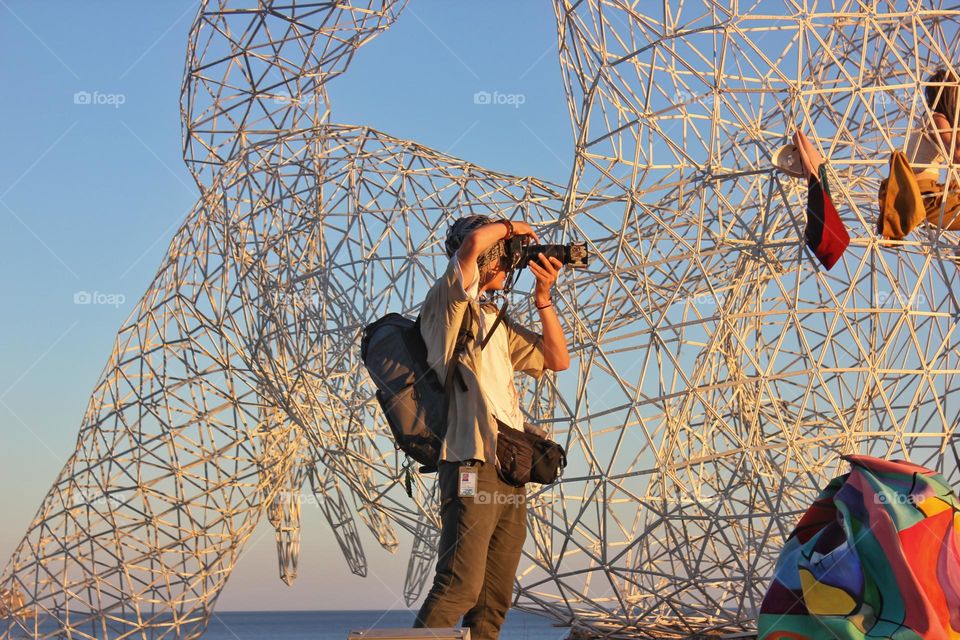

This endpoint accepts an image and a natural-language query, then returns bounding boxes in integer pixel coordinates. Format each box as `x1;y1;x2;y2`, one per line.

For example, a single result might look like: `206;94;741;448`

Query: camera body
502;236;589;271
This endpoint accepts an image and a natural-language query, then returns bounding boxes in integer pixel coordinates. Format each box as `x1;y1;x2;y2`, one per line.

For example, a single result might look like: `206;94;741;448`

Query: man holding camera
412;215;571;639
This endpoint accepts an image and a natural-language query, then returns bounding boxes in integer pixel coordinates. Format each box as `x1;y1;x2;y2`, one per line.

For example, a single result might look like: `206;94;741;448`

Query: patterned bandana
476;239;506;279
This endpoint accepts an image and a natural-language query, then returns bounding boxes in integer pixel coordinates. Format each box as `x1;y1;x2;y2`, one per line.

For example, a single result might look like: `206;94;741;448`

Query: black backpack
360;305;505;475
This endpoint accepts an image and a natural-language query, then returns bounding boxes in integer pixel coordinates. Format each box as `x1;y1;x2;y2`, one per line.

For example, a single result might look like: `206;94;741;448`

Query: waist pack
495;419;567;487
360;313;471;473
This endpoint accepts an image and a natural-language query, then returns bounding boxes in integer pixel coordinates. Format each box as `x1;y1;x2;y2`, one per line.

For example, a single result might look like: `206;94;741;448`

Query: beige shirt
456;260;527;432
419;257;546;463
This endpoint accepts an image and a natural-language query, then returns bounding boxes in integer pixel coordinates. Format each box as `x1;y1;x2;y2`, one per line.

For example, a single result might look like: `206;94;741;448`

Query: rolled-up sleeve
504;314;545;379
420;258;473;375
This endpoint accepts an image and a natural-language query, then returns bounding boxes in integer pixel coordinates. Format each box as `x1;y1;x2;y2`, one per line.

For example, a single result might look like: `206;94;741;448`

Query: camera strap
476;262;521;351
478;300;508;351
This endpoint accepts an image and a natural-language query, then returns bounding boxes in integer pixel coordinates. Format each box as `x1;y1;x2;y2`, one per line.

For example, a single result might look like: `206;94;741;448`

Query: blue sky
0;0;572;611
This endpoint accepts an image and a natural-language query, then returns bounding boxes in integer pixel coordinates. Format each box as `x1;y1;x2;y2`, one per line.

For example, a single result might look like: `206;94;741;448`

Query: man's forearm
455;222;510;290
458;222;510;260
537;303;570;371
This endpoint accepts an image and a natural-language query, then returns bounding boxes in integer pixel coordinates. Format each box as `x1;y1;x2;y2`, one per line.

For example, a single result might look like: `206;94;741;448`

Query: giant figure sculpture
2;2;959;638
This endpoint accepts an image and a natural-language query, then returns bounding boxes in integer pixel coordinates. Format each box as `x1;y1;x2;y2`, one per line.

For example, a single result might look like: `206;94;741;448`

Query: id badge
458;465;478;498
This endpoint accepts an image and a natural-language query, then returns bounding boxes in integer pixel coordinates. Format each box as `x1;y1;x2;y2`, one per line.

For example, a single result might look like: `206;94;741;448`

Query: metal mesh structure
3;1;960;638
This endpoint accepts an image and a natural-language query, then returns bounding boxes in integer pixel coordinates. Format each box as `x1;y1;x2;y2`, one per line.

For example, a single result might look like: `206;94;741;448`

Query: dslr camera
501;236;589;271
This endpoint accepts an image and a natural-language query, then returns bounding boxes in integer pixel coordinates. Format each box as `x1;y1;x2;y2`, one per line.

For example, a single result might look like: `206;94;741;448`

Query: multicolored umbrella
759;455;960;639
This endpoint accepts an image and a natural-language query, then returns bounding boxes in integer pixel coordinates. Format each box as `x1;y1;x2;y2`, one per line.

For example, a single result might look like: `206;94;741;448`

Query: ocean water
15;609;571;639
203;609;571;639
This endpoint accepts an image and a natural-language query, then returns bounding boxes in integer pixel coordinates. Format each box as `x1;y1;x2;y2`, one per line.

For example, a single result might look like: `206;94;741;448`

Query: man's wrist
535;295;552;309
497;218;514;240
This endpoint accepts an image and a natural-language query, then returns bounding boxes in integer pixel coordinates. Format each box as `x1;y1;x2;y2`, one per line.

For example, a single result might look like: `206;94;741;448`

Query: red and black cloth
804;164;849;270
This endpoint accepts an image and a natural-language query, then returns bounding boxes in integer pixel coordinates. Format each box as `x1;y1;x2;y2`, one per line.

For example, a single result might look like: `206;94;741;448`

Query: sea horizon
205;609;571;639
14;609;573;639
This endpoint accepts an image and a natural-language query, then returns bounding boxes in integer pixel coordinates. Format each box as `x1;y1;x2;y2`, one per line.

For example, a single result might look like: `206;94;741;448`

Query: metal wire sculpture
3;1;960;638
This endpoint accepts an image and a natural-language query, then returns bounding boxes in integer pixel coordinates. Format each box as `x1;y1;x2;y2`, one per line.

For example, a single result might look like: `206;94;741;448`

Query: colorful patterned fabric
759;455;960;639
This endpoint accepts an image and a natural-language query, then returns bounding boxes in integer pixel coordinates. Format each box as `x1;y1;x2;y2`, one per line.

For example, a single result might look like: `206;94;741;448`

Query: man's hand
529;253;562;306
510;221;539;243
528;253;569;371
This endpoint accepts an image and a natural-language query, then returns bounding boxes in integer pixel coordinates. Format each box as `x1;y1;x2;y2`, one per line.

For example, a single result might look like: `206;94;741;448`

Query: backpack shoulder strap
478;299;508;351
444;306;474;392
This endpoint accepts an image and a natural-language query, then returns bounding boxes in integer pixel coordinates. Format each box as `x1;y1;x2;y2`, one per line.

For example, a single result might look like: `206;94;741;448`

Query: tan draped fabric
878;150;960;239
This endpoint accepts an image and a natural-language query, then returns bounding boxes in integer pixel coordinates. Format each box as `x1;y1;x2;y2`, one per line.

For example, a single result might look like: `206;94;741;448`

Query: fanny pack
495;419;567;487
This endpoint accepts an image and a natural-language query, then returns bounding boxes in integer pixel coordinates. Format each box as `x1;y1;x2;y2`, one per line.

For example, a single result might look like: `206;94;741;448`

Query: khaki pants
877;151;960;239
413;460;526;640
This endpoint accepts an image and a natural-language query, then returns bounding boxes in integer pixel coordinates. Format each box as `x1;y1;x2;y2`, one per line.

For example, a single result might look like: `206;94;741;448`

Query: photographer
412;215;570;639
